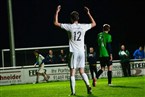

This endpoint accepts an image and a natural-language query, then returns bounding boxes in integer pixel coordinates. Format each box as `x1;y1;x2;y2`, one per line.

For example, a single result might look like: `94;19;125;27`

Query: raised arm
84;7;96;28
54;5;61;27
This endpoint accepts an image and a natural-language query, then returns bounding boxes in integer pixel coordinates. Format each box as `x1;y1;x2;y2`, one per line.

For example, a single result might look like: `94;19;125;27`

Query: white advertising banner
0;69;23;85
130;61;145;75
0;60;145;85
96;62;123;78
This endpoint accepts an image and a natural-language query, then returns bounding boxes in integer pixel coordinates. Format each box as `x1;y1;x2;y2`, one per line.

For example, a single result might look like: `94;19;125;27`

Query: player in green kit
96;24;113;86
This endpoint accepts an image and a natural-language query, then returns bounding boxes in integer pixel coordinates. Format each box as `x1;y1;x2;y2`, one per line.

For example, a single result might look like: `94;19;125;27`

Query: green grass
0;76;145;97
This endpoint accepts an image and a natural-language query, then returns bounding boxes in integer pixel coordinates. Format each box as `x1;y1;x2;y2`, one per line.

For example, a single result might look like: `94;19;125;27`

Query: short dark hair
70;11;79;22
103;24;110;31
34;50;40;54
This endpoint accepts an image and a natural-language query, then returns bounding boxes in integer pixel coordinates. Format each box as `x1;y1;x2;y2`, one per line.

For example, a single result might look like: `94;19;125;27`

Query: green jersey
97;32;112;57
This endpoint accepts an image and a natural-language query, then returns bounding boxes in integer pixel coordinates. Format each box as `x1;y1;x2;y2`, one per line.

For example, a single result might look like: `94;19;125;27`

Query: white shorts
69;52;85;69
38;64;45;73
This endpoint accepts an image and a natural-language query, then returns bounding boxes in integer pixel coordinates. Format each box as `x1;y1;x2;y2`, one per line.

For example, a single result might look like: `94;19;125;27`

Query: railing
1;45;69;68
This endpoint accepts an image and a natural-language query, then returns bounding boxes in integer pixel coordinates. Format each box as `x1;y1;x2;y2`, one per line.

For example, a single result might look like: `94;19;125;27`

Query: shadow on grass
74;94;98;97
110;85;141;89
87;94;98;97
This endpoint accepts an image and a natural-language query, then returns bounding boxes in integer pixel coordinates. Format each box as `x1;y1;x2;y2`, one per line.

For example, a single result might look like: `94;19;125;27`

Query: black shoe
87;86;92;94
69;93;76;96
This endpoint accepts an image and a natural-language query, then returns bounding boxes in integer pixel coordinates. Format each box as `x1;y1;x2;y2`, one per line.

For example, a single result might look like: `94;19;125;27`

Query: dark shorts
99;57;112;67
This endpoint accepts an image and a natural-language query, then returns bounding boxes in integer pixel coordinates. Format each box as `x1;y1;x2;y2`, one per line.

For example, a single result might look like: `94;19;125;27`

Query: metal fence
1;45;70;67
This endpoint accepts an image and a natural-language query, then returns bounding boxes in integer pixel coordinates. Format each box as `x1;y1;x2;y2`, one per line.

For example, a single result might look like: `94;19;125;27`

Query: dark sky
0;0;145;61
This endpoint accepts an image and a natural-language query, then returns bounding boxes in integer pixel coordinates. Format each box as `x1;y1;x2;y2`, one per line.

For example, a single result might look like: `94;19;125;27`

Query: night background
0;0;145;66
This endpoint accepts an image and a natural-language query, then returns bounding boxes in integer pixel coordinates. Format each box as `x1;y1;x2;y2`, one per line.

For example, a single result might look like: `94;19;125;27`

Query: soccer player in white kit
33;50;49;83
54;5;96;95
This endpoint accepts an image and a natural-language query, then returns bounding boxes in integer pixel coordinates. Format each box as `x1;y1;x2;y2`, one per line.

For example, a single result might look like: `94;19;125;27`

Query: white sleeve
40;54;45;60
60;23;70;31
82;24;92;32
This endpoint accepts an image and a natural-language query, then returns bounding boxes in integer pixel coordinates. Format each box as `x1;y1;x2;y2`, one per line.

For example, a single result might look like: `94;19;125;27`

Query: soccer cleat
87;86;92;94
108;84;113;86
68;93;76;96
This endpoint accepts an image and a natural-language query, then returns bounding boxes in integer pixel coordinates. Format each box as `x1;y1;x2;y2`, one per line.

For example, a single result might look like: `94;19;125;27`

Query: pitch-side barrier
0;59;145;85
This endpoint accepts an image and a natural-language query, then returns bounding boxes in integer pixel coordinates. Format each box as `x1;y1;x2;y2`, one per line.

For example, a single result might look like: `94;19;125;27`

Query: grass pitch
0;76;145;97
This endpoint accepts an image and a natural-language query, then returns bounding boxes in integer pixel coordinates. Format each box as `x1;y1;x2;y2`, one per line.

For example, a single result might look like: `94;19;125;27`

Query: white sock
70;76;75;94
81;73;90;86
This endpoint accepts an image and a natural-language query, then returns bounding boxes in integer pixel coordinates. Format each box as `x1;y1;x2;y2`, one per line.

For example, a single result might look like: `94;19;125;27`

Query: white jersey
61;23;91;52
35;54;45;65
36;54;45;73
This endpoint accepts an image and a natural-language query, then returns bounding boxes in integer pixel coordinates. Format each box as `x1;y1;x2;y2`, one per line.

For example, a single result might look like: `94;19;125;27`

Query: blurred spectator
118;45;131;77
58;49;67;63
87;47;97;87
44;49;57;64
133;46;145;59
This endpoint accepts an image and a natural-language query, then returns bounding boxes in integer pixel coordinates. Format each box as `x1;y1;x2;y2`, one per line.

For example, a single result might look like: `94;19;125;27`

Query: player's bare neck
73;21;78;24
104;31;109;33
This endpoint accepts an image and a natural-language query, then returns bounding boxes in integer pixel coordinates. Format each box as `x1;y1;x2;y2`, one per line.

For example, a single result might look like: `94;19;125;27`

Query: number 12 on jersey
74;31;81;41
